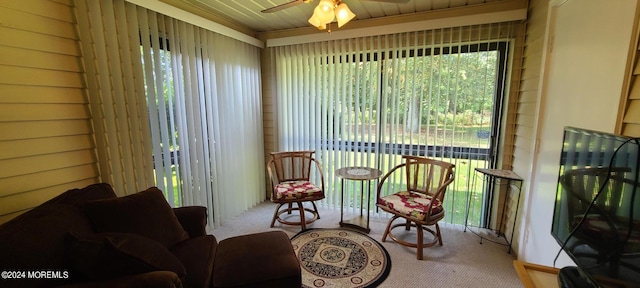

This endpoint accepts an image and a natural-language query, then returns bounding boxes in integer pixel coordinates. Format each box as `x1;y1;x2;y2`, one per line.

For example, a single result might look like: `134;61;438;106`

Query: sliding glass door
375;43;508;225
274;24;515;225
138;9;264;228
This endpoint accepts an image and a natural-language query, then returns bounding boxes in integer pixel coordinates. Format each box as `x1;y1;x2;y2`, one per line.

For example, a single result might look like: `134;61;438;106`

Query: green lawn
321;150;487;226
342;124;492;148
159;145;489;226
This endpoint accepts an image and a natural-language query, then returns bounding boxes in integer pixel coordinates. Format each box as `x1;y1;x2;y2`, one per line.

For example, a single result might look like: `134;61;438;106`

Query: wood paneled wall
510;0;549;255
260;47;277;199
0;0;98;224
618;10;640;137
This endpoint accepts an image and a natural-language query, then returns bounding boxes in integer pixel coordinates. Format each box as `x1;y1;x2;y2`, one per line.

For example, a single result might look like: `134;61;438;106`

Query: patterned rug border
291;228;392;288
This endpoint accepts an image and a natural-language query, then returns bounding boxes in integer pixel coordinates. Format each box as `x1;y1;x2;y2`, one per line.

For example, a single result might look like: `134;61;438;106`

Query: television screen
551;127;640;287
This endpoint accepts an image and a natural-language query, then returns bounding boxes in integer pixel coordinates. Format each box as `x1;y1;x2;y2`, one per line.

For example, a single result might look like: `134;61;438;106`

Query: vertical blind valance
275;23;519;57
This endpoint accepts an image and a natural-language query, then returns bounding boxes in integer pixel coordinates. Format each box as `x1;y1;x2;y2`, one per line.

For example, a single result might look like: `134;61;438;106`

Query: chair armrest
56;271;182;288
173;206;208;238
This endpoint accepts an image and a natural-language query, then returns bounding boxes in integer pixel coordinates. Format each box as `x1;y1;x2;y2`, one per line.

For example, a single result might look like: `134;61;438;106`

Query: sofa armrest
55;271;182;288
173;206;208;237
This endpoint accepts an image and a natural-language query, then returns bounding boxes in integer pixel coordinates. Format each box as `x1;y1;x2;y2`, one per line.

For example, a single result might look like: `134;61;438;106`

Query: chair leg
270;203;284;228
436;223;443;246
405;218;411;231
298;202;307;230
382;216;395;242
311;201;321;219
287;203;293;215
416;223;424;260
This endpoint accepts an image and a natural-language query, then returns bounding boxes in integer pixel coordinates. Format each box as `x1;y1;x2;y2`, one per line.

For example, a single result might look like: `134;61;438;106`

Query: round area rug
291;228;391;288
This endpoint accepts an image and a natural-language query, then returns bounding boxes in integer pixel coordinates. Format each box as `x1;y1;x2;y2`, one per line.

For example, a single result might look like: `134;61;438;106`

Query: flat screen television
551;126;640;288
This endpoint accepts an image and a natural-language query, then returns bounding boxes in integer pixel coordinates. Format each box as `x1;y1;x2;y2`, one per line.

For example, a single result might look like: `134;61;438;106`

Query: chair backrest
402;155;455;201
268;151;317;183
388;155;455;201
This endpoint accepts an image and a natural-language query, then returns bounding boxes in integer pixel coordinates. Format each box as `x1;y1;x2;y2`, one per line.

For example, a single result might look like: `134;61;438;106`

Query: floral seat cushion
378;191;443;221
274;181;323;200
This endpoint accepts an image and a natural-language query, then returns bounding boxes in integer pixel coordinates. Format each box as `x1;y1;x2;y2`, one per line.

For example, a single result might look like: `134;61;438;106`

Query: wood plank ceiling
160;0;513;34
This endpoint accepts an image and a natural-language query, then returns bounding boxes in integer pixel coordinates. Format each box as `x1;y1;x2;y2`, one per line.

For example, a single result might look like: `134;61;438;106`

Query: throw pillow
84;187;189;248
66;231;187;280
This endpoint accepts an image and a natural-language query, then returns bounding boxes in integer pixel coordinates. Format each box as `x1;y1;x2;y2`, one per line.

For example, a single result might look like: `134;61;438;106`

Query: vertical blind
273;23;517;224
76;0;155;194
76;0;264;228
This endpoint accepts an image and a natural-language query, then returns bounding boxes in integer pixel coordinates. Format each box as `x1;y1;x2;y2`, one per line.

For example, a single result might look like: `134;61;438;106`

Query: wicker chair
376;155;455;260
267;151;325;231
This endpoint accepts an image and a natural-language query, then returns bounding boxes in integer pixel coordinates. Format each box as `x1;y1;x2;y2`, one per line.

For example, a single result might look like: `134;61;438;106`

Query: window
139;14;264;228
140;38;182;207
274;25;514;225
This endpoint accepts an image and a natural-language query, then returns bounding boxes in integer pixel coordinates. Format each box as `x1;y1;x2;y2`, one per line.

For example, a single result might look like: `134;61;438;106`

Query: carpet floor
209;201;523;288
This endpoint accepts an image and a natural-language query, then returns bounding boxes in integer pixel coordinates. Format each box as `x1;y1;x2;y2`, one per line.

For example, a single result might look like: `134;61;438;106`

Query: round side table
335;166;382;233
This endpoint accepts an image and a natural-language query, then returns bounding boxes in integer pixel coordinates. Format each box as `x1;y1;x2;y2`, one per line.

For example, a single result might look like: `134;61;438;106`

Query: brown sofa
0;183;301;288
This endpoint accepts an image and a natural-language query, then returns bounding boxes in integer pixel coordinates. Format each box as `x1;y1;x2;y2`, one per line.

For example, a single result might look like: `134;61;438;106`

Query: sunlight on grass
156;148;489;226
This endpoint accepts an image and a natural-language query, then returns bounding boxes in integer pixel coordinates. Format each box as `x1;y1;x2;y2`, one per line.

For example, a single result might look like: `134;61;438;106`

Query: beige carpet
209;202;523;288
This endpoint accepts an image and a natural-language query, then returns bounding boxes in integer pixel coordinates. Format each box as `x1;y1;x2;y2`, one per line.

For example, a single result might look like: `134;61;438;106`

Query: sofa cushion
213;231;301;288
0;183;117;288
66;232;187;280
173;206;208;238
170;235;217;288
84;187;189;248
54;271;183;288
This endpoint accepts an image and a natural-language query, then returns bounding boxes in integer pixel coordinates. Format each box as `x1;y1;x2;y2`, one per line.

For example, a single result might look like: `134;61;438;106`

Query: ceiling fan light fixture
304;0;357;31
318;0;335;12
308;14;323;29
313;2;335;24
335;3;355;28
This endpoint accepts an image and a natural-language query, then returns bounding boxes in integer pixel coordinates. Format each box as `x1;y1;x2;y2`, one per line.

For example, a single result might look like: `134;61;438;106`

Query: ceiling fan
261;0;411;14
261;0;411;30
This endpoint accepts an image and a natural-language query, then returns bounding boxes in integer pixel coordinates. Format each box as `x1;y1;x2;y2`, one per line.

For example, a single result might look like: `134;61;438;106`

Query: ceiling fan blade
261;0;307;13
362;0;411;3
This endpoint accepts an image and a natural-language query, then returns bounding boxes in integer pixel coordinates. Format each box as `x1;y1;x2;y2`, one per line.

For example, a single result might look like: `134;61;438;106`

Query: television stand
513;260;559;288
